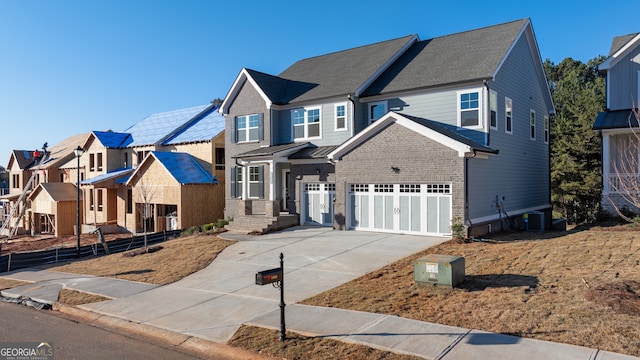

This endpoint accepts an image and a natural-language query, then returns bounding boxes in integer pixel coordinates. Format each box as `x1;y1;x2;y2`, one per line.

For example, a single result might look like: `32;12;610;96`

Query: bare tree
133;175;157;250
607;108;640;221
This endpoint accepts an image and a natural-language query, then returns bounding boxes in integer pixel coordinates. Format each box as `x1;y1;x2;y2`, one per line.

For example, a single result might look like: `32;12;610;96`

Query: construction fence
0;230;181;273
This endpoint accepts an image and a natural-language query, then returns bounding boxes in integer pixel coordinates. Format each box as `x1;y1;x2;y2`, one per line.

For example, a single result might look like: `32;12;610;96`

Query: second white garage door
348;183;452;236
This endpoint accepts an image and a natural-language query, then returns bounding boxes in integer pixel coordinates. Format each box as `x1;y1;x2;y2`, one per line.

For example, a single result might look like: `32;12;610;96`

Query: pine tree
544;57;606;224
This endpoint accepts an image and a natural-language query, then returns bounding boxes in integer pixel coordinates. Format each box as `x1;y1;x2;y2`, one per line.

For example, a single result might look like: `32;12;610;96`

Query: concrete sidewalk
1;227;638;360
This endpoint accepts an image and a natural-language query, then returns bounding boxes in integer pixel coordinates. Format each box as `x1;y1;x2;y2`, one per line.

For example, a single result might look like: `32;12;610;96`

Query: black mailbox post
255;252;286;341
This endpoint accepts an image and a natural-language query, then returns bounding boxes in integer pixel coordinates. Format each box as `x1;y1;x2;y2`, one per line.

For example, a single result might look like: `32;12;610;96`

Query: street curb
53;302;273;359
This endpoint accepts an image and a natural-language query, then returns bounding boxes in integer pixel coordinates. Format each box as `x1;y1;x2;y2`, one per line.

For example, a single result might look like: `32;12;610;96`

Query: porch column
268;160;275;201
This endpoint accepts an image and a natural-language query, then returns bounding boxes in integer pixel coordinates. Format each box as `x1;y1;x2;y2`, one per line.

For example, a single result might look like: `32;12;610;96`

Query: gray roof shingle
609;33;639;56
362;19;528;96
401;114;498;154
275;35;417;103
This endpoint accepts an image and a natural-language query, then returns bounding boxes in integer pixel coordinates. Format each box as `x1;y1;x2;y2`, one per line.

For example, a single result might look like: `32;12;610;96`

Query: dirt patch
301;227;640;357
58;289;111;306
0;278;28;291
228;325;420;360
584;280;640;316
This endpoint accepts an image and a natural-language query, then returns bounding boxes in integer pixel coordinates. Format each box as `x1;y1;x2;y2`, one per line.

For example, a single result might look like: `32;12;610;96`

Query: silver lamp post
74;146;84;257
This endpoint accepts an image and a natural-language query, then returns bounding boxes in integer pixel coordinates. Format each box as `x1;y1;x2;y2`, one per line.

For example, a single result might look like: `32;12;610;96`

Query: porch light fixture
391;166;400;174
74;146;84;257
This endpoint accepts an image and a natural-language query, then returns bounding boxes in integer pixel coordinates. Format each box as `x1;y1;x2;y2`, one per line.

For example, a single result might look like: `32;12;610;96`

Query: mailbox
256;267;282;285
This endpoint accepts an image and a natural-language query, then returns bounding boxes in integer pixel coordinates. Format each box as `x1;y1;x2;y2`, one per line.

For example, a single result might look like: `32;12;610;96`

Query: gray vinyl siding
273;109;291;145
390;89;458;125
275;102;353;146
466;32;550;220
608;48;640;110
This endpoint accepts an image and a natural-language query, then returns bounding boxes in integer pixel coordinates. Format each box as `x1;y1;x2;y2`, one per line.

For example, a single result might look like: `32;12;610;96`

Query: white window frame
530;109;536;141
334;103;348;131
505;97;513;135
544;115;549;144
489;90;498;130
248;166;260;198
237;114;260;143
368;100;387;124
291;106;322;141
457;89;483;129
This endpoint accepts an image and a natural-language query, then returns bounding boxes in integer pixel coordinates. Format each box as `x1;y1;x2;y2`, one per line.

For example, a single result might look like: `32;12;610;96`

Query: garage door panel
411;196;421;232
439;196;451;234
426;196;438;233
349;183;451;236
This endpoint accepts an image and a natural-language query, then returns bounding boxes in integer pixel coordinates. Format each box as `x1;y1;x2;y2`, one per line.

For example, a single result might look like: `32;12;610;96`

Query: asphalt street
0;301;204;360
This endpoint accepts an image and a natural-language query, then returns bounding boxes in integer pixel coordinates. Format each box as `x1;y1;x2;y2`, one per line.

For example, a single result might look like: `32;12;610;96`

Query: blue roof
93;131;132;148
123;104;211;147
81;167;134;185
163;107;225;145
151;151;217;184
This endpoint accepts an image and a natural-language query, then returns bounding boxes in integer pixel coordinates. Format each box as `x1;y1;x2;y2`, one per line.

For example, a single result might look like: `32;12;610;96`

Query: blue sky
0;0;637;164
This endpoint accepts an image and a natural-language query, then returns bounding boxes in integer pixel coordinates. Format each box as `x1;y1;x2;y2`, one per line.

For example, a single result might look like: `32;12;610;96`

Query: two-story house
80;104;226;234
1;133;89;236
593;32;640;216
221;18;555;237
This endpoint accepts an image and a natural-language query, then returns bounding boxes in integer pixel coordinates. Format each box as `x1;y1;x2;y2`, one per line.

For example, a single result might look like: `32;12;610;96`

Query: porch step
225;214;298;234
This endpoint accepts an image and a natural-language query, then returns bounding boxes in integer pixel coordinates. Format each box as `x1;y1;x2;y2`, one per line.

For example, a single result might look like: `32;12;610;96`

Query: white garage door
303;183;335;226
348;183;451;236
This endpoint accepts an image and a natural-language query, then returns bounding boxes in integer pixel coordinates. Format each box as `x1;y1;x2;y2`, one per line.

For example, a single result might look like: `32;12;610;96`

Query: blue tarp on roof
163;108;225;145
81;167;134;185
93;131;132;148
123;104;211;147
152;151;217;184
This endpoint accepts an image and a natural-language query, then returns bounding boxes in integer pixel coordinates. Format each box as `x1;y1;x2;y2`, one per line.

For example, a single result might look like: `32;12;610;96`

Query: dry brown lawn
301;225;640;357
44;234;235;285
228;325;419;360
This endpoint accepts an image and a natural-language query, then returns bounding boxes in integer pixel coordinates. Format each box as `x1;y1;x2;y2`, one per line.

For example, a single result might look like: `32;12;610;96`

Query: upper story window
89;154;95;171
215;148;225;170
544;116;549;144
490;90;498;129
235;114;262;143
97;153;103;171
530;110;536;140
292;107;321;140
458;90;482;128
368;101;387;124
335;103;347;131
505;97;513;134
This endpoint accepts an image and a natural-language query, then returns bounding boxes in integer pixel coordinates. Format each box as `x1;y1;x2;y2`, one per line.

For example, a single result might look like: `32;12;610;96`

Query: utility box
524;211;545;232
414;255;465;287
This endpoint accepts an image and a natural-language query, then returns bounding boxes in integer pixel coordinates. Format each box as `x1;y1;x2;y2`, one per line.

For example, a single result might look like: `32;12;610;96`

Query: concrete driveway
81;226;448;343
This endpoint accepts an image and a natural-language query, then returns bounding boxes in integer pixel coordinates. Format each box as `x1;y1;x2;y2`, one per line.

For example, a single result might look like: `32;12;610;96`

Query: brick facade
333;123;465;229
